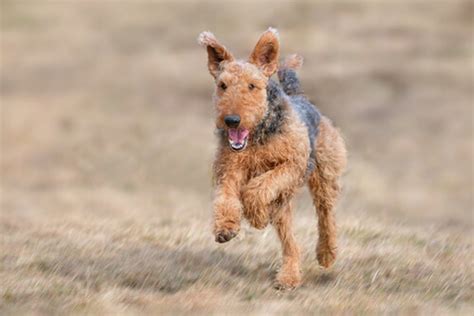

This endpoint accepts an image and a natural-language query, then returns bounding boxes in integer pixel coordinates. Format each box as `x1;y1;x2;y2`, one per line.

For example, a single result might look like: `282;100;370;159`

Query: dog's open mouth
228;128;249;151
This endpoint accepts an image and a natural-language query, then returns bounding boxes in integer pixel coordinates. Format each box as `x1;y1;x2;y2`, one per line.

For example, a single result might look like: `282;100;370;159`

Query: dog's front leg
272;202;301;289
242;162;304;229
213;166;244;243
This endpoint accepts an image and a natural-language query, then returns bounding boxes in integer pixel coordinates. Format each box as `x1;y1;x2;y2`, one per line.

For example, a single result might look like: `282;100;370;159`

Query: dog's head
198;28;280;151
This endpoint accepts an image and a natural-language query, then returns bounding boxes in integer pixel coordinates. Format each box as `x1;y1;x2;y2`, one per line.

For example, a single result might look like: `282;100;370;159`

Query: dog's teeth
228;138;247;151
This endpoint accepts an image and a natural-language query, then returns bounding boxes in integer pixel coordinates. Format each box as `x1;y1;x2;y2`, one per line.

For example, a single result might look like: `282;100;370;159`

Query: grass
1;0;472;314
1;216;471;314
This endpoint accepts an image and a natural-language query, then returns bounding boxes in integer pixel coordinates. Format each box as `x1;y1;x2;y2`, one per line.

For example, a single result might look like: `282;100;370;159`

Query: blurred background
1;0;472;314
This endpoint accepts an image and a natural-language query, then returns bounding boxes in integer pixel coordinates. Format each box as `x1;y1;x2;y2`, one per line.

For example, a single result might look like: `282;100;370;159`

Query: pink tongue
228;128;249;143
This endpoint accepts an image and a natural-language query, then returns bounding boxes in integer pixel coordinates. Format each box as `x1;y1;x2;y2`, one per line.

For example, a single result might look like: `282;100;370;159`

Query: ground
1;1;472;315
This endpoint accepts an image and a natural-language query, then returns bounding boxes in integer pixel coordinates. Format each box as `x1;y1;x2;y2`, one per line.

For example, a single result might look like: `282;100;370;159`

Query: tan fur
199;29;347;289
214;61;268;131
272;202;301;289
249;27;280;77
308;117;347;268
282;53;303;70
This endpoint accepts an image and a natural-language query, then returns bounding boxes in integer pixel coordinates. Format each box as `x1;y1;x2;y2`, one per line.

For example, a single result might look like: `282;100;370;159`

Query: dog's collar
252;79;287;145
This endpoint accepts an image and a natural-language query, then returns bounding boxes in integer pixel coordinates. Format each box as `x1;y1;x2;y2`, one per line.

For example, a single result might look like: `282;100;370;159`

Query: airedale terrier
198;28;347;289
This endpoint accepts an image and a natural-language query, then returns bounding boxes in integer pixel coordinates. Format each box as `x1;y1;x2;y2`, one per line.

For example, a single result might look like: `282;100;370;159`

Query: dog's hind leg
307;116;347;268
272;202;302;289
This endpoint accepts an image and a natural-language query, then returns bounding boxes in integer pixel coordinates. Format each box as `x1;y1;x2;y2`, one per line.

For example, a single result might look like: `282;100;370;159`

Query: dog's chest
243;150;281;181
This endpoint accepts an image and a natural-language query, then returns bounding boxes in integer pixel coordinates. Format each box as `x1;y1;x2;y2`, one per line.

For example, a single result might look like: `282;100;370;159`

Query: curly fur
198;28;347;289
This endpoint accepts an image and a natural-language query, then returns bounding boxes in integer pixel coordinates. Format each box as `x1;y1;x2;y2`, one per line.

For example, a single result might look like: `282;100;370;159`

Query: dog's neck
252;79;288;145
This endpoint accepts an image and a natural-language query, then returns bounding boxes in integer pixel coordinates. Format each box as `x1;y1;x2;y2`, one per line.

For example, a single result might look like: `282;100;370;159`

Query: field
1;0;473;314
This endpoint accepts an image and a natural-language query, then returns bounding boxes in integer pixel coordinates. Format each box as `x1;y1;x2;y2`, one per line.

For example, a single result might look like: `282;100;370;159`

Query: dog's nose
224;115;241;128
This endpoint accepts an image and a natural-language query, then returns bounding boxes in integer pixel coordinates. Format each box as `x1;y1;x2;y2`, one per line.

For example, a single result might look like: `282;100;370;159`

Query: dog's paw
316;245;337;268
214;228;238;243
214;219;239;243
275;268;302;290
242;202;269;229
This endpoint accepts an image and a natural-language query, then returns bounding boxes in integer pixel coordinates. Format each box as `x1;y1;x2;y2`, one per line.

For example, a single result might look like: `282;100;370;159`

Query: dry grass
1;0;473;314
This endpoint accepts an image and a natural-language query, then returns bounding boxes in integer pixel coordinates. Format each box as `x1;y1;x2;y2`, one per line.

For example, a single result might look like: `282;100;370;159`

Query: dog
198;28;347;289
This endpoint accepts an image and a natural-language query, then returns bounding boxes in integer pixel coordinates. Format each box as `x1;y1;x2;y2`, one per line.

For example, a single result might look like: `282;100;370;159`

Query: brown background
1;0;472;314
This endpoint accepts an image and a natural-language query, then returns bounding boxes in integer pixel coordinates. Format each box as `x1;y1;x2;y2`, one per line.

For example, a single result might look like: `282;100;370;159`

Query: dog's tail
278;54;304;96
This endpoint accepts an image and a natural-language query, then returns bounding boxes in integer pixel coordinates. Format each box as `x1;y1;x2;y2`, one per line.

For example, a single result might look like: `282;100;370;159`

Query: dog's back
277;54;320;173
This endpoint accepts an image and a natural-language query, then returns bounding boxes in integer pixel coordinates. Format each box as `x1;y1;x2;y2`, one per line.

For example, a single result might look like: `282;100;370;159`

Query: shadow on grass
29;241;275;294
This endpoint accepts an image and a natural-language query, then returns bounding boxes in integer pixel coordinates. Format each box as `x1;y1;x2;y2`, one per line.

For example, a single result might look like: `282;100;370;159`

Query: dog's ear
198;31;234;78
249;27;280;77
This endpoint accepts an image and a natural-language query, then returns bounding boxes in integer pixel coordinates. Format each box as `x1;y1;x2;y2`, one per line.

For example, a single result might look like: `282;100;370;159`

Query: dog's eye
219;82;227;91
248;83;255;90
